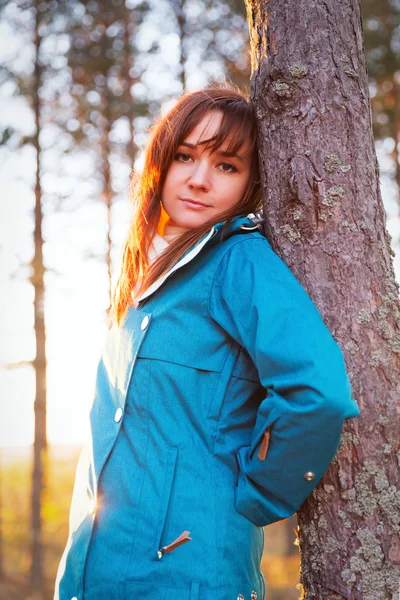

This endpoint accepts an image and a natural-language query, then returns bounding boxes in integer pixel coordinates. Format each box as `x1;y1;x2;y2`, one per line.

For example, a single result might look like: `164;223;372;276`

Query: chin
174;214;212;230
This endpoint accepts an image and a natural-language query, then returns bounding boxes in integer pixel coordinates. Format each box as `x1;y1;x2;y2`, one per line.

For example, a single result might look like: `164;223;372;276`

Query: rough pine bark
245;0;400;598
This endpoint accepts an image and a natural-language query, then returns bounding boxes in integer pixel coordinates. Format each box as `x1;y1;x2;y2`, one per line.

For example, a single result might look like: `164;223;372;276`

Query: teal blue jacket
55;214;360;600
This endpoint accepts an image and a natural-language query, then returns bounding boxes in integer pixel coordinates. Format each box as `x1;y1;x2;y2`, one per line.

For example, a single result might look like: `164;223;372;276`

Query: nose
187;160;210;192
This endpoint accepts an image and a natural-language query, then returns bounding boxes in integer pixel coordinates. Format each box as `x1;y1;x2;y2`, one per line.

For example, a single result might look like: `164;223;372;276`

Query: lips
180;197;210;208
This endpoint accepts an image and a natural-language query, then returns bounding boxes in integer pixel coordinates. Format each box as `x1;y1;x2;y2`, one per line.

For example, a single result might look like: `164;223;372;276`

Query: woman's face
160;110;252;236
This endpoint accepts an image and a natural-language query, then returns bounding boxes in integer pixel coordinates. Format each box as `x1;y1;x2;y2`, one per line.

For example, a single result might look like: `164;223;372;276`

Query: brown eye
220;162;237;173
175;152;192;162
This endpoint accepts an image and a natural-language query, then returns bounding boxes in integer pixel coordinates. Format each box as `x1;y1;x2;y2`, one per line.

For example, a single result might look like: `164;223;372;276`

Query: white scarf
132;232;180;307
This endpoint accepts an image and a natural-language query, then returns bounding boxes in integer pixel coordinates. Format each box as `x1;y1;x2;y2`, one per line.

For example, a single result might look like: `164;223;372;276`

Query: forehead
184;111;223;145
181;110;251;157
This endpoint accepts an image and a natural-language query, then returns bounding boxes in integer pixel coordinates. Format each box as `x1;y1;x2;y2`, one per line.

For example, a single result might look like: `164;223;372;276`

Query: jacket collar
136;212;264;307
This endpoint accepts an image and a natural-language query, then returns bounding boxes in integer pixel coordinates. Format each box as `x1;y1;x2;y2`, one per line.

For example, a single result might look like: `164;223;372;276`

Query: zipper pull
157;530;192;559
257;428;270;461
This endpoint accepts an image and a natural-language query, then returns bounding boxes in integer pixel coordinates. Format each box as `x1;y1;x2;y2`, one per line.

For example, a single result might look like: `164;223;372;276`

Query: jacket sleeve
208;235;360;527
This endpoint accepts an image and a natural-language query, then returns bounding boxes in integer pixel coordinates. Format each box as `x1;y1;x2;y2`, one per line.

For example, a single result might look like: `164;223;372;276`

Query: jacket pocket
207;343;241;420
152;447;191;560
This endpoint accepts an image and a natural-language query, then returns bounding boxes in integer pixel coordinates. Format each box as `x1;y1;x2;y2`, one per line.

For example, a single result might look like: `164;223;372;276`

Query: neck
163;221;191;237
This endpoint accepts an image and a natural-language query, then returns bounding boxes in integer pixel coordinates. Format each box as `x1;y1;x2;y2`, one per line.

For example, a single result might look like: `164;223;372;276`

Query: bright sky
1;9;400;448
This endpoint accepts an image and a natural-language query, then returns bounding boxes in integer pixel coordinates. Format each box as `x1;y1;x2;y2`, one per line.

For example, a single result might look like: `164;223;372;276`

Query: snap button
251;592;258;599
304;471;315;481
141;315;149;330
71;597;78;600
237;595;244;600
114;407;123;423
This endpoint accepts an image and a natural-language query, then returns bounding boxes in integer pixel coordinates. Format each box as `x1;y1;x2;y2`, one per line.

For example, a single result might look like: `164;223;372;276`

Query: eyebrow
178;141;245;162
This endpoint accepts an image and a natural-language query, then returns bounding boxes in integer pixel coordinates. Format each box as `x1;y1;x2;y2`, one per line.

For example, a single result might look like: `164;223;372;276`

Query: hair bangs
201;108;257;159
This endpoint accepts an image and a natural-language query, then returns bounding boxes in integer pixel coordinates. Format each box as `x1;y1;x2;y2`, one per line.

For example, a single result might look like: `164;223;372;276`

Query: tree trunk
390;109;400;210
175;0;188;92
121;14;137;172
30;3;47;595
100;100;113;310
246;0;400;598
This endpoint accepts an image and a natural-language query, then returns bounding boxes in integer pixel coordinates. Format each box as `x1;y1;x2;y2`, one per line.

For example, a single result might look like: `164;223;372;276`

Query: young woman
55;87;360;600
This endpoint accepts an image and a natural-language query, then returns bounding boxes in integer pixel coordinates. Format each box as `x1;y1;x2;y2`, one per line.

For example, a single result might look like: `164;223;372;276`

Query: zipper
157;530;192;559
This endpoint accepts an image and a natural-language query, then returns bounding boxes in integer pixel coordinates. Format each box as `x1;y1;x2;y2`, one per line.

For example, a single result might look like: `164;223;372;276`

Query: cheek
162;172;172;193
161;171;175;202
162;165;182;195
219;178;248;207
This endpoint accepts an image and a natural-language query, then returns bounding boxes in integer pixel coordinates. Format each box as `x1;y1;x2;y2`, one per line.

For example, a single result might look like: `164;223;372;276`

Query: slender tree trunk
100;101;113;309
389;105;400;210
122;15;137;172
246;0;400;598
30;3;47;595
175;0;187;92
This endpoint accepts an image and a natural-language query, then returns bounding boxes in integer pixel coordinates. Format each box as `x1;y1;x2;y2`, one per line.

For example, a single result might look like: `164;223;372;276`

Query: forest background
0;0;399;599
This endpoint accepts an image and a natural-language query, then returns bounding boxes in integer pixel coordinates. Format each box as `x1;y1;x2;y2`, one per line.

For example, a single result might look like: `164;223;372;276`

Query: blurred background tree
363;0;400;201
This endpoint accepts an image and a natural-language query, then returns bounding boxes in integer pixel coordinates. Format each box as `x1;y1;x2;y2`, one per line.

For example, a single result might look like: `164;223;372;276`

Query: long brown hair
111;85;262;327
